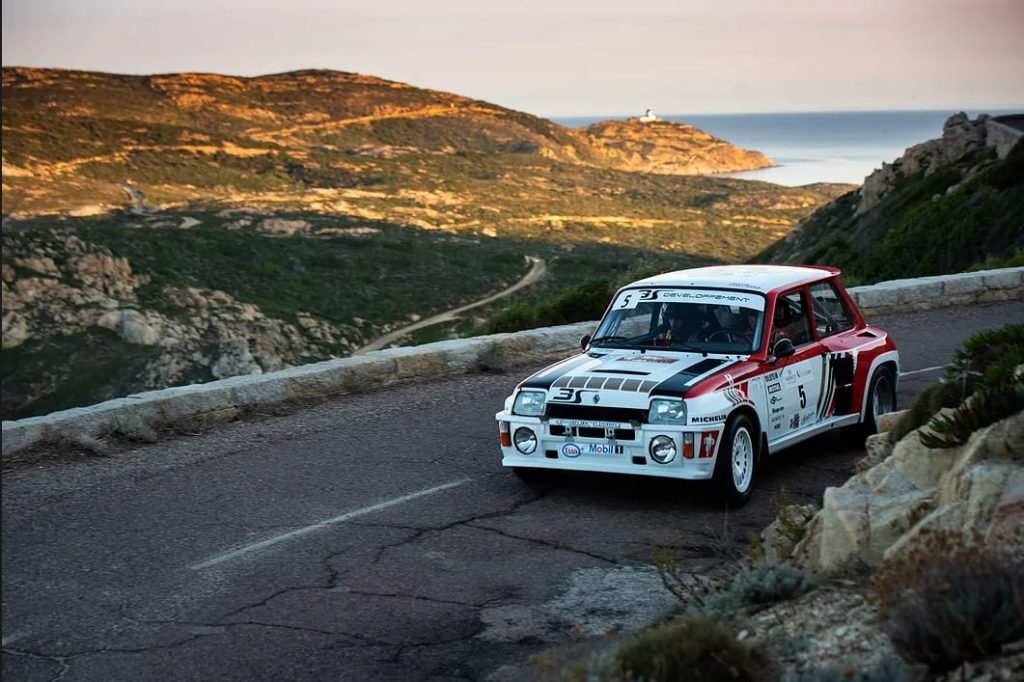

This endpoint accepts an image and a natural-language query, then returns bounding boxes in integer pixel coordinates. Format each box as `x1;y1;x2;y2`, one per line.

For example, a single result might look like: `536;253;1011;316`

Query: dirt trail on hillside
354;256;546;355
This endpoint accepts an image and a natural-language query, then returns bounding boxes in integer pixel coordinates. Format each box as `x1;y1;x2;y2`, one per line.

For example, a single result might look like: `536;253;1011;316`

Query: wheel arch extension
727;404;764;461
860;355;900;420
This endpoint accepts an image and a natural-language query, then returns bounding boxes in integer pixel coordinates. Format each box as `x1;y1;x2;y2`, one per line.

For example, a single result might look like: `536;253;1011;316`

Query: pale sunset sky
3;0;1022;116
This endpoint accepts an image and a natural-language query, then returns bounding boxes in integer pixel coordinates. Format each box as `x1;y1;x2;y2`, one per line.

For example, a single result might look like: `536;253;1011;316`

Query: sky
3;0;1023;116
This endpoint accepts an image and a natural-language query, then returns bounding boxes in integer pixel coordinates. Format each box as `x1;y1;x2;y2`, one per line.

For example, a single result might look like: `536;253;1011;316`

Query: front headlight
648;398;686;424
513;390;546;417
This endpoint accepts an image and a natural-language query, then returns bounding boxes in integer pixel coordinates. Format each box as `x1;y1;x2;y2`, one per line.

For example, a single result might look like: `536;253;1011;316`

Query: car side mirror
580;334;591;350
771;337;795;360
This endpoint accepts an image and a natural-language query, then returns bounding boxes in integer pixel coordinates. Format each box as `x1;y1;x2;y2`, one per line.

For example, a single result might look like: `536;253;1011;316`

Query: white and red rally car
496;265;899;506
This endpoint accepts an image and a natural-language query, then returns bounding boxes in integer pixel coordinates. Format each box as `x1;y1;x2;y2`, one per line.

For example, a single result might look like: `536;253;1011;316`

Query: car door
765;288;825;442
807;278;864;418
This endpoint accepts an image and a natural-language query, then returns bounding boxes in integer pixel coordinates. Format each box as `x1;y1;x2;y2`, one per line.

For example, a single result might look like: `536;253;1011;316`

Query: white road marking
900;364;947;377
2;631;27;647
191;478;473;570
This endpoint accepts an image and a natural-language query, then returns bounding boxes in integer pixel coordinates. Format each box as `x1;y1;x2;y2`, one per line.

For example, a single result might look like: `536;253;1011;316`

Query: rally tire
857;366;897;439
712;414;758;508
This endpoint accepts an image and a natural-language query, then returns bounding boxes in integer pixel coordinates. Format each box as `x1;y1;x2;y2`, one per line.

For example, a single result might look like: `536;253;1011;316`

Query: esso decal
561;443;582;458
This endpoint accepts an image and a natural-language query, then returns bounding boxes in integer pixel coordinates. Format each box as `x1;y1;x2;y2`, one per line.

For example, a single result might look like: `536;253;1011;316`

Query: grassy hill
755;114;1024;284
2;67;840;418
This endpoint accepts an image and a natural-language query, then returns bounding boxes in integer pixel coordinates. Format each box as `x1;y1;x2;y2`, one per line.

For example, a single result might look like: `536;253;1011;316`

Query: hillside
5;67;777;217
1;67;840;419
755;113;1024;283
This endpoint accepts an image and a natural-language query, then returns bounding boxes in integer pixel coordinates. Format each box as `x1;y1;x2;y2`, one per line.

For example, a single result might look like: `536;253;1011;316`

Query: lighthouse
639;108;659;123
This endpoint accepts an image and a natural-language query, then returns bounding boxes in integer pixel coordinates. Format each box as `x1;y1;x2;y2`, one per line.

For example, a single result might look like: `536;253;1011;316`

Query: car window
770;291;813;347
809;281;855;336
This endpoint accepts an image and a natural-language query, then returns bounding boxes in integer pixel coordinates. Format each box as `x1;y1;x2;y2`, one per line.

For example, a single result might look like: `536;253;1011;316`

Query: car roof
627;264;837;294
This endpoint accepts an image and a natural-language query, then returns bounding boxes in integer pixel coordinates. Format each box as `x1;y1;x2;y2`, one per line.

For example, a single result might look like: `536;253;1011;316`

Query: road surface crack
467;522;619;565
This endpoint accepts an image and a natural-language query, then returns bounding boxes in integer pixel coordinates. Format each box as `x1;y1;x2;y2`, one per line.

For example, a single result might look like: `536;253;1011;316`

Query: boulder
116;309;161;345
795;410;1024;574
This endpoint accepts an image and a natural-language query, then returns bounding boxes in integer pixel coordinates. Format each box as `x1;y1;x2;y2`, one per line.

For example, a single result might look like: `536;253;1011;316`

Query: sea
554;109;1022;187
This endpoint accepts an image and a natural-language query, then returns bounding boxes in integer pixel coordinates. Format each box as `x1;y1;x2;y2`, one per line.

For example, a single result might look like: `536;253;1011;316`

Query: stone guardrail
3;266;1022;457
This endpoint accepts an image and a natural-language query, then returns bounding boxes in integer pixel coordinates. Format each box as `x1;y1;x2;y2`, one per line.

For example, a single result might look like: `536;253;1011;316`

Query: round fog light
513;427;538;455
650;435;677;464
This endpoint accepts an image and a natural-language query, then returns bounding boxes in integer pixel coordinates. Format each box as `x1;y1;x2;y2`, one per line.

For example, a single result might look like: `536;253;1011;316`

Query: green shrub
890;323;1024;444
485;278;614;333
889;380;967;442
698;564;809;620
598;615;772;682
871;532;1024;673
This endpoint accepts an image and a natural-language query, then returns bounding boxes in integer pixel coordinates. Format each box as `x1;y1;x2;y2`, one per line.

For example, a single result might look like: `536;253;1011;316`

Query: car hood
520;349;743;408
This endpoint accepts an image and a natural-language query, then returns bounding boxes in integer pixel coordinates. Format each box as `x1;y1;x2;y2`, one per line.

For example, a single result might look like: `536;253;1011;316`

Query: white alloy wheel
731;426;754;494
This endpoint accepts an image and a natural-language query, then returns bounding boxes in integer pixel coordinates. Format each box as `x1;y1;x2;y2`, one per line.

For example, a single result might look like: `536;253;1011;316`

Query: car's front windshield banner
612;288;766;311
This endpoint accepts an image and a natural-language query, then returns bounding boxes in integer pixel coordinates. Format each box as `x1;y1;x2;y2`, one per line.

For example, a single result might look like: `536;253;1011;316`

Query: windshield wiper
591;335;644;349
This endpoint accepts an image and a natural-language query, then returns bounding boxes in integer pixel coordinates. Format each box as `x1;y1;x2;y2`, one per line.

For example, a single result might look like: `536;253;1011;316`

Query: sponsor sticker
789;414;801;429
699;432;718;458
588;443;616;455
612;289;765;311
692;414;727;424
768;383;781;394
619;355;678;365
561;443;582;458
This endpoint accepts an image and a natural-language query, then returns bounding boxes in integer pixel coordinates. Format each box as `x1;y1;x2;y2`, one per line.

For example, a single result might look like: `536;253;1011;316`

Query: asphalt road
3;301;1021;681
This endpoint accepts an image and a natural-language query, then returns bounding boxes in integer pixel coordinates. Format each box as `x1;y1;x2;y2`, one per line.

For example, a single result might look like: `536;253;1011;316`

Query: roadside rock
114;309;161;346
794;410;1024;574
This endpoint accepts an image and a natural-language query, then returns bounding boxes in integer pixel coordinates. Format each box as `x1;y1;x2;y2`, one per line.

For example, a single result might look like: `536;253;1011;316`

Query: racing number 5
798;385;807;409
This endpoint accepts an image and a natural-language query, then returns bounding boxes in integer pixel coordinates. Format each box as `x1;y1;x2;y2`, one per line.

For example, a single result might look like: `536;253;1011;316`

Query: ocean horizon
553;109;1022;186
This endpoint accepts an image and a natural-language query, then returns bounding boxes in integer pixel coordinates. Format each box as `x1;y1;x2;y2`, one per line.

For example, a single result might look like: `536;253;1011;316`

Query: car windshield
592;288;766;354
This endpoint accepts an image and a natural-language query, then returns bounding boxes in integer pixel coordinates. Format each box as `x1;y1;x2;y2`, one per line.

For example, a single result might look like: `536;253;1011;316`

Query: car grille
545;404;646;424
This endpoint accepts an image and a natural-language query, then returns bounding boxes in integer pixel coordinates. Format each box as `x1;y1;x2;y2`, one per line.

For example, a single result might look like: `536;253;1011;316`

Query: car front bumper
496;411;725;481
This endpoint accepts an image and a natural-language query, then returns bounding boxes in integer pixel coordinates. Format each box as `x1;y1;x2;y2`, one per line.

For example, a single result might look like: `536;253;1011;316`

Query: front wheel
712;414;759;508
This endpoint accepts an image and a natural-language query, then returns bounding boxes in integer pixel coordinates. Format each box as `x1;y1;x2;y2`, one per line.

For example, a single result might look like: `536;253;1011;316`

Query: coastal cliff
755;112;1024;282
582;117;774;175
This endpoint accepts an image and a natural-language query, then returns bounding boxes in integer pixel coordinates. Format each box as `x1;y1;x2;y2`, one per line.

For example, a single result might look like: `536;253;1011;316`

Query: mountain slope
755;113;1024;283
5;66;778;217
2;67;842;419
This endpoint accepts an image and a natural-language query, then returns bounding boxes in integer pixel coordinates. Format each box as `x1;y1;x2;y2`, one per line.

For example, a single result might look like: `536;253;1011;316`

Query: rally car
495;265;899;506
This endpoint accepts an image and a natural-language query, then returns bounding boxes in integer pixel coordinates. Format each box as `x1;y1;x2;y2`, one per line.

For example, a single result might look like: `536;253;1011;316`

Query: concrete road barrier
3;267;1022;457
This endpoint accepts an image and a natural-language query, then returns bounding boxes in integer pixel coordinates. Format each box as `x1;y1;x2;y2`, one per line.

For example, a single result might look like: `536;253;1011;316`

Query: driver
710;306;758;343
655;303;703;346
771;300;806;346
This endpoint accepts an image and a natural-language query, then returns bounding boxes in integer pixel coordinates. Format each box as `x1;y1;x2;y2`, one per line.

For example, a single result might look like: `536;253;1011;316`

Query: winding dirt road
354;256;546;354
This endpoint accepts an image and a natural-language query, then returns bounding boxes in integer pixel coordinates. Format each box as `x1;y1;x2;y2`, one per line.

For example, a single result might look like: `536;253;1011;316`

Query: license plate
549;418;630;430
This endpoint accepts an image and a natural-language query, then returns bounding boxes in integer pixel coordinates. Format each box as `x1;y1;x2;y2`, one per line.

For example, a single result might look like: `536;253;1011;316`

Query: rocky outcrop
793;409;1023;574
2;234;365;416
857;112;996;215
755;112;1024;283
581;118;774;175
